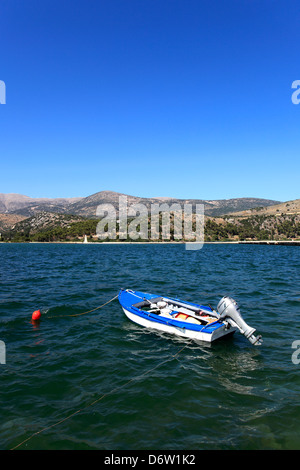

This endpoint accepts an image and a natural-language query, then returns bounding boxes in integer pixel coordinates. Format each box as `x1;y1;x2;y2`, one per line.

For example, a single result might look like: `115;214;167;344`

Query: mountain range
0;191;281;221
1;192;299;242
0;193;82;216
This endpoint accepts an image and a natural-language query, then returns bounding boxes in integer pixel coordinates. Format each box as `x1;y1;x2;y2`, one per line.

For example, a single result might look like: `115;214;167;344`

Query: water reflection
205;346;263;395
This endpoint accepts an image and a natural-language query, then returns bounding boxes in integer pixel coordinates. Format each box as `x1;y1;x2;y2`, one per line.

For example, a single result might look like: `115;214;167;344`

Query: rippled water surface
1;243;300;450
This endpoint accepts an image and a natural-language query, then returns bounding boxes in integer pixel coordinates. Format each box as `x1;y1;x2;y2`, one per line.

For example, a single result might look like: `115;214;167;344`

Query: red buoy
32;309;41;321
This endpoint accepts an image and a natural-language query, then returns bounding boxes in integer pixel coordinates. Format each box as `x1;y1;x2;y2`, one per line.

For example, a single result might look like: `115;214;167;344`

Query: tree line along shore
0;211;299;243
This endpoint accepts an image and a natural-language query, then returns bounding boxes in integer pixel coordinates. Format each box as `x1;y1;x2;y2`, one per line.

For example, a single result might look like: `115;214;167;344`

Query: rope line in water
68;294;119;317
47;294;119;318
11;341;190;450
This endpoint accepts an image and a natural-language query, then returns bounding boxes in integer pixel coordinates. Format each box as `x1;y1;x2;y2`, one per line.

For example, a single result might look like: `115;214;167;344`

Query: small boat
118;289;262;345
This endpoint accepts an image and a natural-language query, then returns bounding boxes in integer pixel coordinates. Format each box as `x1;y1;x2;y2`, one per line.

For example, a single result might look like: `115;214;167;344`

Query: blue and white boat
118;289;262;345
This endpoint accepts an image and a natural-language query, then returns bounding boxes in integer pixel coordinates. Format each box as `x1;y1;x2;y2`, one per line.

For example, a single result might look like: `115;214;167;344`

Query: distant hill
3;211;97;242
0;213;27;232
225;199;300;218
2;197;299;243
0;191;282;227
65;191;281;218
10;212;86;234
0;193;83;217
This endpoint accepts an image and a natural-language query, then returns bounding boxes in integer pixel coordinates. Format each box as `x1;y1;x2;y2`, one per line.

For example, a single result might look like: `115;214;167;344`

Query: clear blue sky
0;0;299;201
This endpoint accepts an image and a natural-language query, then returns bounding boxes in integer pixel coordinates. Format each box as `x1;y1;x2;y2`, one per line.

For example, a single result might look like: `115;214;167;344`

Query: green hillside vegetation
1;211;299;242
2;218;99;242
205;214;300;241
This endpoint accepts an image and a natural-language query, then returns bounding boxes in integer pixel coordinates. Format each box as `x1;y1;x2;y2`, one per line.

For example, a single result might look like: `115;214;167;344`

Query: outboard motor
217;296;262;345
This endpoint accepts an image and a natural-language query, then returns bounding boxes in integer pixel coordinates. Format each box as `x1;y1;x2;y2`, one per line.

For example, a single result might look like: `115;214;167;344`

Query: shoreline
1;240;299;245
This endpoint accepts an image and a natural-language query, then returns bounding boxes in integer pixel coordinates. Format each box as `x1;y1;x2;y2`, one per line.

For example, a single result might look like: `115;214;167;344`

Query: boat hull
122;307;234;342
119;289;236;343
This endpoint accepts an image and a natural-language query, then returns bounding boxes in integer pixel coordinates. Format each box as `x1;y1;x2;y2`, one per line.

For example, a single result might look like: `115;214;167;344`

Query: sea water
0;243;299;450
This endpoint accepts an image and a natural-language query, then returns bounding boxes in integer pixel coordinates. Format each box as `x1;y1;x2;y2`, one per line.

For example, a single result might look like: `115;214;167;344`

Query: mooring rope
46;293;119;319
10;341;190;450
68;294;119;317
